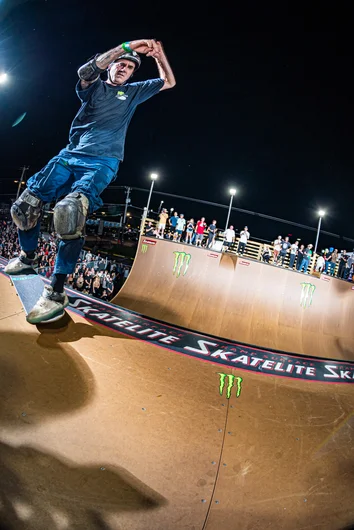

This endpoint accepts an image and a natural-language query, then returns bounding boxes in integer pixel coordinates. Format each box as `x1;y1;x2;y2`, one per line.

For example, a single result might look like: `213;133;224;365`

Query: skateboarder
5;39;176;323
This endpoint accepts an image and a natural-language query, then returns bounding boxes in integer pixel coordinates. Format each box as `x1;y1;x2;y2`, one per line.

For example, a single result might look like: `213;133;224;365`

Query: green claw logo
218;373;243;399
141;244;148;254
173;252;191;278
300;282;316;309
116;90;128;100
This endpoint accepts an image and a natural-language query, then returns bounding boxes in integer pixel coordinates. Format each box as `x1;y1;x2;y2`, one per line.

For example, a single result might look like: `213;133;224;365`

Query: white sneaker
27;286;69;324
4;250;38;275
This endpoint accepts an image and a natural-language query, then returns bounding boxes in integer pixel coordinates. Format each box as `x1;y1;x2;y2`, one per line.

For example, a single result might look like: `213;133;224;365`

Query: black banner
67;290;354;384
1;257;353;384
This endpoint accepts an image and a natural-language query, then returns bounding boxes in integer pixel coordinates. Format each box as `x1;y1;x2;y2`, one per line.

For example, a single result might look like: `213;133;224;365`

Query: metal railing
142;218;344;276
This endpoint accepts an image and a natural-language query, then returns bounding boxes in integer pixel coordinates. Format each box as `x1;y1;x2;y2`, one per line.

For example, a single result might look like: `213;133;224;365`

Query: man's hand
129;39;159;55
147;41;165;60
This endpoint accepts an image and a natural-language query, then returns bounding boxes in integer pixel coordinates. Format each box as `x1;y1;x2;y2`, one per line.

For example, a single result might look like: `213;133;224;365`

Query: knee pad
11;189;43;231
54;192;89;240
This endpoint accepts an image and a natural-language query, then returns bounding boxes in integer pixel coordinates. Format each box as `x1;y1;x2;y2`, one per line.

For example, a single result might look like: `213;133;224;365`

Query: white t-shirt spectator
316;256;325;271
176;218;186;231
240;230;250;244
225;229;235;243
274;239;282;251
290;243;298;255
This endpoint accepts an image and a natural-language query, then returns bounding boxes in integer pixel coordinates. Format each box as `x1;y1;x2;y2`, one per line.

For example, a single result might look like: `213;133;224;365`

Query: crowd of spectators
0;221;131;300
261;237;354;280
144;211;354;281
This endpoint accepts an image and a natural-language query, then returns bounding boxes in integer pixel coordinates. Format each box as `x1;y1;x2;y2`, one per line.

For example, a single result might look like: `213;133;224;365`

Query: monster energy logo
218;373;243;399
300;282;316;308
173;252;191;278
141;244;148;254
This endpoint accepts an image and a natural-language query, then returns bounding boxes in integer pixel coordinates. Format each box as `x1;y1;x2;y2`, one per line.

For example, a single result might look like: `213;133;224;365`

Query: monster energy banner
66;292;354;384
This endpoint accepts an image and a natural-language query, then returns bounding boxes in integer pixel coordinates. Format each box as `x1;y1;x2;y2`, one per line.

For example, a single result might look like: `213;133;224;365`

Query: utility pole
120;187;131;245
16;165;30;200
123;187;131;225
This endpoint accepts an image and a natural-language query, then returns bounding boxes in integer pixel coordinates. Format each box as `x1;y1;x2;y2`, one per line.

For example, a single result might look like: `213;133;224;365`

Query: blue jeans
289;253;296;269
328;262;336;276
299;258;310;273
18;149;119;274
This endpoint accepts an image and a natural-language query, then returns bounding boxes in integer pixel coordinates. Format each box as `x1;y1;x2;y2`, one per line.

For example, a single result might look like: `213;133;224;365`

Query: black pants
238;242;246;255
279;252;287;265
338;262;346;278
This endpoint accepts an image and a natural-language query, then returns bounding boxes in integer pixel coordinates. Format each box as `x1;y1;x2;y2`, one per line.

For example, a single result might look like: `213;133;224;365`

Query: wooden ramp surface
1;272;354;529
114;237;354;360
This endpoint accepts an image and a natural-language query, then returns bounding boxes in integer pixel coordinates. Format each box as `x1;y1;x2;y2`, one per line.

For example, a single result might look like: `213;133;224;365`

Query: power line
108;185;354;242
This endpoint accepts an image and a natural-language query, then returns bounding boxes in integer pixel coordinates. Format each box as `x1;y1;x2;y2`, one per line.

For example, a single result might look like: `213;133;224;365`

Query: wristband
122;42;133;53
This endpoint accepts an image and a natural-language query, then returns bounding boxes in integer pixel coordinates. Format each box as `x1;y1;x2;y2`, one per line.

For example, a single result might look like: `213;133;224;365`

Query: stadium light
225;187;237;231
140;172;159;234
314;209;326;255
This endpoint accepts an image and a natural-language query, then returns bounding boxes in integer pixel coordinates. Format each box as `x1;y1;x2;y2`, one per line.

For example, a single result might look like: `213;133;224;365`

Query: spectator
105;273;114;298
338;250;348;279
299;244;313;274
195;217;207;248
346;253;354;281
185;218;194;244
174;214;186;242
323;248;332;274
237;226;250;256
223;225;235;252
262;244;271;263
169;211;179;238
156;208;168;239
91;274;102;297
328;249;338;277
273;236;282;264
145;221;155;237
207;220;217;249
315;254;325;273
288;240;299;270
296;244;305;271
75;272;85;292
278;236;291;266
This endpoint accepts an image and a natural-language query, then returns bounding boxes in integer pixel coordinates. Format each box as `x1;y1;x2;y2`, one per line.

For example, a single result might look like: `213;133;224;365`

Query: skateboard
10;268;66;323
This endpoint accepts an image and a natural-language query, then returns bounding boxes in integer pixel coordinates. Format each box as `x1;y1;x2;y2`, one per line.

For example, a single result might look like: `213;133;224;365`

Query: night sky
0;1;353;247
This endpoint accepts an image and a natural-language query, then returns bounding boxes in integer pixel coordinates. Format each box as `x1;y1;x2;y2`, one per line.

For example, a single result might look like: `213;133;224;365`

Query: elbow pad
78;54;106;82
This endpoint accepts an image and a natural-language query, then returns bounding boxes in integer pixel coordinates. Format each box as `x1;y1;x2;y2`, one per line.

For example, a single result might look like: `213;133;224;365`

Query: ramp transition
114;237;354;360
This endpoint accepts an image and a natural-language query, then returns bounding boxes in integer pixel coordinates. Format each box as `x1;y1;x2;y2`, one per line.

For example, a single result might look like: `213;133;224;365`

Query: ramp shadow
0;441;167;530
35;312;136;346
0;330;95;427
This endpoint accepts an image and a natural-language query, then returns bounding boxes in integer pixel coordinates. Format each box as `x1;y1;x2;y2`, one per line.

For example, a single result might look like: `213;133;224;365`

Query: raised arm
77;39;158;89
148;41;176;91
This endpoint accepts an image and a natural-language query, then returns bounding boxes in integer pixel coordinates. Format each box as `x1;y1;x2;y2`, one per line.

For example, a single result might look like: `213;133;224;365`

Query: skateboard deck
10;268;65;323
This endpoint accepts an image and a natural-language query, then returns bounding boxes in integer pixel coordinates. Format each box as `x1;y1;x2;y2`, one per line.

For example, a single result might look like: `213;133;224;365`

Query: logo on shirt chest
116;91;128;101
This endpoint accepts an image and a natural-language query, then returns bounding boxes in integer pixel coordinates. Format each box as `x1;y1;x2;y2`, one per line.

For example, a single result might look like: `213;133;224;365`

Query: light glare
229;188;236;196
318;209;325;217
150;173;158;180
0;72;8;84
